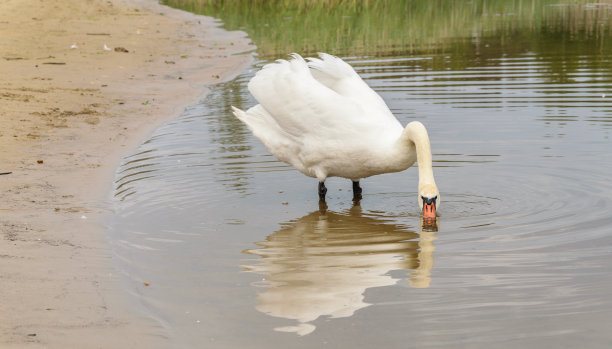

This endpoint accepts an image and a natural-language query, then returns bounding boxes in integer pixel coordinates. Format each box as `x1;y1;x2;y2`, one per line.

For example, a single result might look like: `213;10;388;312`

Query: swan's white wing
306;53;400;128
240;54;407;180
232;104;301;166
248;54;400;141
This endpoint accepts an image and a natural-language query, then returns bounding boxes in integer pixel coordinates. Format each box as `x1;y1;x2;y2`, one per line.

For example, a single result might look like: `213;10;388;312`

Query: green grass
163;0;612;57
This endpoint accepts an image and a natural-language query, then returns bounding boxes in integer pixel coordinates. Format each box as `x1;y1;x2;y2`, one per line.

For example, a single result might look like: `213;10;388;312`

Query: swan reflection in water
241;206;438;336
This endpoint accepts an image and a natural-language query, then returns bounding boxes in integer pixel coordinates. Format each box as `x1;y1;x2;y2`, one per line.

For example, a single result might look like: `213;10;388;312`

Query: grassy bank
163;0;612;57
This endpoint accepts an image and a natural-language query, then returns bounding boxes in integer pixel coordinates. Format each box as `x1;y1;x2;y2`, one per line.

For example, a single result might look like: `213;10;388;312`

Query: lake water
109;30;612;348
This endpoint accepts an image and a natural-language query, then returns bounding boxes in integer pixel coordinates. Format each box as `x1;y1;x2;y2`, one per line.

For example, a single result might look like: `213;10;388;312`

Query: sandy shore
0;0;251;346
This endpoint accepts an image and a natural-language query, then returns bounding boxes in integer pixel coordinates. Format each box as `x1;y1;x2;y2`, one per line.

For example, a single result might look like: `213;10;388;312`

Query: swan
231;53;439;217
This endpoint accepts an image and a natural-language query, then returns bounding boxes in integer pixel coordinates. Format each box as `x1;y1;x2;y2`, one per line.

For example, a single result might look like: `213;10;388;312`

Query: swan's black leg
318;200;328;214
352;180;362;202
318;181;327;202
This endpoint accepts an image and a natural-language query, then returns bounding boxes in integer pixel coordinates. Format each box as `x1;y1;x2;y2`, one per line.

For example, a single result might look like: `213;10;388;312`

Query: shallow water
109;41;612;347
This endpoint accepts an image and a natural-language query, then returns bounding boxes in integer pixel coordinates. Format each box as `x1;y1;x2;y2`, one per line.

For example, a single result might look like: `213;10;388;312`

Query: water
109;40;612;347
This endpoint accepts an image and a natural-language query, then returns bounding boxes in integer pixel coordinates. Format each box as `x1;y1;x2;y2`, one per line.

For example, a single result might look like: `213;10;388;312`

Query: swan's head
418;183;440;219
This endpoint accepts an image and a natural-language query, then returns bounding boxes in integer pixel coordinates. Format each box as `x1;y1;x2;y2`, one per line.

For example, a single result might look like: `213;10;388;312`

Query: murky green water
109;2;612;348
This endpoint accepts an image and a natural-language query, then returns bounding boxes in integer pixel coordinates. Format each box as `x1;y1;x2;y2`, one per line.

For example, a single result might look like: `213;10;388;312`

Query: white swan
231;53;439;217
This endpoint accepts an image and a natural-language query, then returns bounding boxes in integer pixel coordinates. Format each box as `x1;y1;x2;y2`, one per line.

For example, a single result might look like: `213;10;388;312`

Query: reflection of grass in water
163;0;612;57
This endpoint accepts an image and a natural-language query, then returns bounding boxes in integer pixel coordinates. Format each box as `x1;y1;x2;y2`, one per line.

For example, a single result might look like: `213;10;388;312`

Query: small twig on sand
86;33;111;36
0;172;12;175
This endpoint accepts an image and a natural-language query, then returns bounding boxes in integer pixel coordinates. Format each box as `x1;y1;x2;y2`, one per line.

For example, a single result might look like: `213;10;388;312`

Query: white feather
231;53;439;211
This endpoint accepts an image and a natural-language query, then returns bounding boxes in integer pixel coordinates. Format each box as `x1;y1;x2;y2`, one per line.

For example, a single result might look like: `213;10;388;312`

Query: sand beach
0;0;251;346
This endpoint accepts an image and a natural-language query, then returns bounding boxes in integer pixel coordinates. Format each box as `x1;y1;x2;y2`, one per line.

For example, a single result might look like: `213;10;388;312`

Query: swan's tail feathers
231;105;273;132
307;53;358;87
231;106;248;123
231;105;297;166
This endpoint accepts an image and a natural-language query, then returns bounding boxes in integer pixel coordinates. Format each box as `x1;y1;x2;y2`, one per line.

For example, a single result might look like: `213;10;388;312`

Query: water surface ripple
110;49;612;347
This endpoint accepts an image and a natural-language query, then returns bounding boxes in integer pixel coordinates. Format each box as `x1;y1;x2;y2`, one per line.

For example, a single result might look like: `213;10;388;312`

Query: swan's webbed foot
352;180;362;203
318;181;327;202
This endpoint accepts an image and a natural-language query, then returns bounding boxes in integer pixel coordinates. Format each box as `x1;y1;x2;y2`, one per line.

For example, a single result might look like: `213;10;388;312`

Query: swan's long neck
401;121;436;189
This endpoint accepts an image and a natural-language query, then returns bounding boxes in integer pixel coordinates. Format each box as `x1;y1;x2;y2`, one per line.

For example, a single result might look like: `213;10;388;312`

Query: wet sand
0;0;251;346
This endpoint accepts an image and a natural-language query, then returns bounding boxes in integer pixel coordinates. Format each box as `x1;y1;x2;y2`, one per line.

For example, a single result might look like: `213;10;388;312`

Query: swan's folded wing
307;53;399;127
248;54;399;141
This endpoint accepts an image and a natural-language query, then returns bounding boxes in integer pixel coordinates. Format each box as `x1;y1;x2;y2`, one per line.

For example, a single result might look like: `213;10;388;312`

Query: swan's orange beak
422;196;437;219
423;202;436;219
